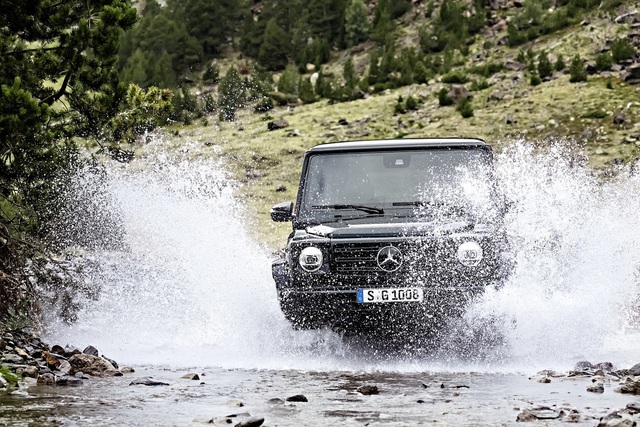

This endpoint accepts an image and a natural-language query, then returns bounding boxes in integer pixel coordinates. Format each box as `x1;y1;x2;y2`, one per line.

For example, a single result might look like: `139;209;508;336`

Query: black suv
271;138;510;333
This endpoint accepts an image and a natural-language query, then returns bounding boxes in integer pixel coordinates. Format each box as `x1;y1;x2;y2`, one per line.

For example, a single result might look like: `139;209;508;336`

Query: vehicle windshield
298;148;499;222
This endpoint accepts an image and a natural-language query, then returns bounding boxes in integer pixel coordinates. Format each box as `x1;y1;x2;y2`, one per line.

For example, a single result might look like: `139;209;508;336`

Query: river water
1;138;640;425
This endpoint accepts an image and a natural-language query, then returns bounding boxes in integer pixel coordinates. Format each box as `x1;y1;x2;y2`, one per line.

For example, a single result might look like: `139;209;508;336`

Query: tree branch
40;69;73;106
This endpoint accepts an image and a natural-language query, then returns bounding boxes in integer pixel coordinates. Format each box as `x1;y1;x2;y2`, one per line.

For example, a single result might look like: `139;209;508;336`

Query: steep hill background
117;0;640;248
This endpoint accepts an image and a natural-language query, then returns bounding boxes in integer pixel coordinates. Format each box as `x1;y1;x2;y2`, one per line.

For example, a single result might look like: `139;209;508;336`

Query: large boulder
68;354;119;377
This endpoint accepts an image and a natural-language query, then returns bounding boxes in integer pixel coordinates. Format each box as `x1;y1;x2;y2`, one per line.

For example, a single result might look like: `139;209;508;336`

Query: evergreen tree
218;66;245;121
371;0;394;44
569;55;587;83
123;49;151;87
258;19;290;71
153;51;178;88
345;0;370;47
537;52;553;79
184;0;237;56
367;51;382;85
343;57;357;88
298;76;317;104
277;65;299;95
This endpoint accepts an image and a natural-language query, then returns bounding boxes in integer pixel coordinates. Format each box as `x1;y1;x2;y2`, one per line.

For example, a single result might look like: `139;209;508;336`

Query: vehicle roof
307;138;490;153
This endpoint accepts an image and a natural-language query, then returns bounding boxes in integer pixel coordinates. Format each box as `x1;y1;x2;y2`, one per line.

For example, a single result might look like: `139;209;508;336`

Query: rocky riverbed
2;330;640;426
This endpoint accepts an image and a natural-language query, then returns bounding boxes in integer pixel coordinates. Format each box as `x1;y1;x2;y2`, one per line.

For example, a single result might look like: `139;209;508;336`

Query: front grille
332;242;386;274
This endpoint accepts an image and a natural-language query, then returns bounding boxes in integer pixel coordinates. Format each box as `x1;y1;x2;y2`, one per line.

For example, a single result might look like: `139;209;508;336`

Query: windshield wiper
311;204;384;215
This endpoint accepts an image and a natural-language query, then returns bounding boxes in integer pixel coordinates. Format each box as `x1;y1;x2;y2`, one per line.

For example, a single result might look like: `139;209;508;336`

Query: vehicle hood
305;219;481;239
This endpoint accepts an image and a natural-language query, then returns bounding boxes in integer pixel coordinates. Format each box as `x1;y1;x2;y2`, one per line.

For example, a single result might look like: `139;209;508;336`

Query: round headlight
457;241;483;267
299;246;323;272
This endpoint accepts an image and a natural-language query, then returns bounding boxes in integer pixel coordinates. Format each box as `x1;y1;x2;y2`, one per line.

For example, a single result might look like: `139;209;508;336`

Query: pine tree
537;52;553;79
367;51;382;85
345;0;370;47
569;55;587;83
277;65;300;95
218;66;246;121
123;49;151;87
343;57;357;88
258;19;291;71
184;0;236;56
298;76;317;104
152;52;178;88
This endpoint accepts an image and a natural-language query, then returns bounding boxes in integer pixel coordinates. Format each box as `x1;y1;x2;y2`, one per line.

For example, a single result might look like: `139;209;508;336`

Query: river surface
2;138;640;425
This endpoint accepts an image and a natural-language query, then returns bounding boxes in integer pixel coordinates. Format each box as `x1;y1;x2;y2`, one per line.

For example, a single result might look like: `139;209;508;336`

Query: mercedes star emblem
376;246;403;272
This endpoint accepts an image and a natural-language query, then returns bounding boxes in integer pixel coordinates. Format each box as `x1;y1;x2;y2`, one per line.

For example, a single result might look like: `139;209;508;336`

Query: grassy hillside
146;3;640;250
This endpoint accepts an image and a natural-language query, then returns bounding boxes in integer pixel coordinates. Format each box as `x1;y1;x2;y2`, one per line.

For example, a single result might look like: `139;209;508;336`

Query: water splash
46;137;640;373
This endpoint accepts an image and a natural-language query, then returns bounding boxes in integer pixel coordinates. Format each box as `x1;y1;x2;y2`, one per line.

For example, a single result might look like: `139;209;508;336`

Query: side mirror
271;201;294;222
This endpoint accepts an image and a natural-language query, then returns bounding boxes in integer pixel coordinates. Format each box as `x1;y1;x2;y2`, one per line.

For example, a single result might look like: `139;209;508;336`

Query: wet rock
63;345;81;357
83;345;99;357
629;363;640;376
227;399;245;407
357;385;379;395
51;345;65;355
0;375;7;389
338;118;349;126
538;377;551;383
17;366;39;379
286;394;308;402
55;375;83;386
516;406;562;421
103;356;119;369
181;373;200;380
43;351;61;370
1;354;24;365
0;337;5;351
129;378;169;386
14;347;30;360
266;398;284;405
68;354;117;377
58;360;72;375
587;383;605;393
37;373;56;385
615;377;640;394
267;119;289;131
235;417;265;427
597;410;636;426
121;367;135;374
626;402;640;413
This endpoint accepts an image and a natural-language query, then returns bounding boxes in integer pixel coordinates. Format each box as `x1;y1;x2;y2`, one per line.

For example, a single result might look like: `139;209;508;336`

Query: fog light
299;247;323;272
457;241;483;267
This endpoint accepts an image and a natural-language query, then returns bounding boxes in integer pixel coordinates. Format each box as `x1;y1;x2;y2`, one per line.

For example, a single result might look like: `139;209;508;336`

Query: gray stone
587;383;605;393
267;119;289;131
1;354;24;364
615;377;640;394
55;375;83;386
357;385;379;395
68;354;116;377
58;360;72;375
37;373;56;385
181;373;200;380
121;367;135;374
235;417;265;427
629;362;640;376
82;345;99;357
129;378;170;386
286;394;308;402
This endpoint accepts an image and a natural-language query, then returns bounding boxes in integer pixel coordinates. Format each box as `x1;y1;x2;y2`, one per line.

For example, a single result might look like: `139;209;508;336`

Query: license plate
357;288;424;303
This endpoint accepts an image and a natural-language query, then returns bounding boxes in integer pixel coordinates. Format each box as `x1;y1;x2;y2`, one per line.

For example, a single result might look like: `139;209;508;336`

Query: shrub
470;79;489;91
441;70;468;84
456;98;474;118
438;87;454;106
569;55;587;83
537;52;553;79
582;110;607;119
394;97;406;115
595;52;614;72
611;38;636;63
405;95;419;111
555;54;566;71
530;73;542;86
254;97;274;112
